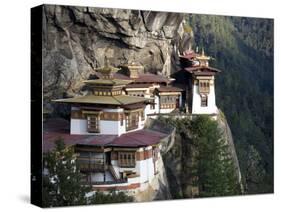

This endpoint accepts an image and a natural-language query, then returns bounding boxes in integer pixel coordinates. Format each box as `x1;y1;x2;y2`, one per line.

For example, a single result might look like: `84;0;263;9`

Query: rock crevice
43;5;192;105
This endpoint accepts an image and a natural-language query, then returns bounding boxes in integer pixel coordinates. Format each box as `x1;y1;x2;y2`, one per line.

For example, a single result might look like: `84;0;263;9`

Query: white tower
180;48;221;115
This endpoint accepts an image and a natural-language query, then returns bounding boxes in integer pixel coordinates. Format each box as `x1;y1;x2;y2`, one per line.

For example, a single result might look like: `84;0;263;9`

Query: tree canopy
42;139;134;207
186;14;273;194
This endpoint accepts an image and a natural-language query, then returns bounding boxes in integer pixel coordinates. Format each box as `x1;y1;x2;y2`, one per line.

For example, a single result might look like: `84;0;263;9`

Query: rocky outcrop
133;155;172;202
160;112;243;198
42;5;191;108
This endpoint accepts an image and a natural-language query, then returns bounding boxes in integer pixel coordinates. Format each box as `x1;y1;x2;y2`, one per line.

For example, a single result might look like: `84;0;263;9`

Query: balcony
77;158;107;172
125;124;138;131
90;178;128;185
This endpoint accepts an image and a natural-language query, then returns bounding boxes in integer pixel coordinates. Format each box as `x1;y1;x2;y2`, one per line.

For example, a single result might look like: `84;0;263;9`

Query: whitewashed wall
90;171;114;182
110;147;155;184
192;83;218;114
70;107;127;136
159;108;175;114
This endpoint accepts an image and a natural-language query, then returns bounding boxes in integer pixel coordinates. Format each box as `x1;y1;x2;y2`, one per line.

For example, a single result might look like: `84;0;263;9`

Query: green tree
42;139;91;207
245;145;266;194
191;116;241;197
43;139;134;207
90;191;134;204
186;15;273;194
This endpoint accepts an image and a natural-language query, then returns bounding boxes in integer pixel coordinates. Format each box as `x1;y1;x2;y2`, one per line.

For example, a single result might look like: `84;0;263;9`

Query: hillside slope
151;113;242;198
186;14;273;193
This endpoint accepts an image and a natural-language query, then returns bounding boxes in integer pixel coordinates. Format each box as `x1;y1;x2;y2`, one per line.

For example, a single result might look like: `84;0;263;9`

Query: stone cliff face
160;112;243;198
42;5;191;107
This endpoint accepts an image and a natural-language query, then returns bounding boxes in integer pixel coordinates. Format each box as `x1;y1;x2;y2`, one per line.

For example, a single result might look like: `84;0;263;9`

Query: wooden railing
81;178;128;185
91;179;128;185
77;159;107;172
126;124;138;131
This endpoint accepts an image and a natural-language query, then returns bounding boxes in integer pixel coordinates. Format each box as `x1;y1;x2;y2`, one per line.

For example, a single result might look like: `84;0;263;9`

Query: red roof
107;129;167;147
135;73;170;84
125;83;153;88
156;86;183;92
43;118;168;152
184;66;221;74
179;51;198;60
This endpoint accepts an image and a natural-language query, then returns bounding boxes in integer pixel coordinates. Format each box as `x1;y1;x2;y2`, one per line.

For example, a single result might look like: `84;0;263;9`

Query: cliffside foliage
190;116;241;197
43;139;133;207
186;15;273;194
43;139;90;207
157;115;241;198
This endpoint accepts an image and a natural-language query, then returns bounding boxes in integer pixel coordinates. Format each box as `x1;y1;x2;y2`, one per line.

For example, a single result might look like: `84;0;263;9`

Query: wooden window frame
118;152;136;168
125;112;139;131
86;114;100;133
199;80;210;93
201;95;208;107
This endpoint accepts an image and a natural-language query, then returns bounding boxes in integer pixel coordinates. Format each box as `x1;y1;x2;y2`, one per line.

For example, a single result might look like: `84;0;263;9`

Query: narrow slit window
201;96;208;107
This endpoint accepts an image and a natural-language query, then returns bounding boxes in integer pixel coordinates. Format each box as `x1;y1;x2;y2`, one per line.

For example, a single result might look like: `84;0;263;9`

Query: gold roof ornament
121;58;144;79
84;56;132;87
196;47;211;61
95;66;120;75
95;56;120;77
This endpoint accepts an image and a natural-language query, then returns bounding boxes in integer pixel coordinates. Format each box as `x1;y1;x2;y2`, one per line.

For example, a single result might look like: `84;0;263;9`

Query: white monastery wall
70;118;88;134
90;171;114;182
192;83;218;114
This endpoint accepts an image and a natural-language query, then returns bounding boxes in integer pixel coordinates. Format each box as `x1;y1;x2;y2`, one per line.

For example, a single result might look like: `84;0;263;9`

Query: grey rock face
42;5;191;104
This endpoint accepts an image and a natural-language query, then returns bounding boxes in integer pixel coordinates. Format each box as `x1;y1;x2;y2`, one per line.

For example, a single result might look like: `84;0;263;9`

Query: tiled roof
125;83;153;88
53;95;149;106
184;66;221;73
107;129;167;147
134;73;170;83
43;119;168;152
83;78;132;86
156;86;183;92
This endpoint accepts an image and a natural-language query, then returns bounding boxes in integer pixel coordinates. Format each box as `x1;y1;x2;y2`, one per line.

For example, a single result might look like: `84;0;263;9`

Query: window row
160;103;176;109
86;111;144;133
118;152;136;168
125;112;139;131
199;81;210;93
94;90;122;96
160;96;178;103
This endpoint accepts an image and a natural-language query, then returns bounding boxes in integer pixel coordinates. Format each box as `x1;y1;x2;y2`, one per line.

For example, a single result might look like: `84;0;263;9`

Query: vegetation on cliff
157;115;241;198
43;139;133;207
190;116;241;197
186;15;273;194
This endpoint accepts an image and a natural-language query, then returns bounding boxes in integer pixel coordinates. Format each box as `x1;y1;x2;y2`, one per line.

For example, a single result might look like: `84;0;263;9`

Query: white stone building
179;49;221;117
51;63;181;191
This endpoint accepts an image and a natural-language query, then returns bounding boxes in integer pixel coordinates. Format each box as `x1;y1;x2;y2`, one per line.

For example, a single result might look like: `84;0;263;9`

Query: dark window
199;81;210;93
201;96;208;107
118;152;135;167
87;115;100;132
125;112;139;131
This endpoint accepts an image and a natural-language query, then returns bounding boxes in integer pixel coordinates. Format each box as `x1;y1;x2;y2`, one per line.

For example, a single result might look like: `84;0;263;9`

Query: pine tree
245;145;266;194
42;139;91;207
191;116;241;197
42;139;134;207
